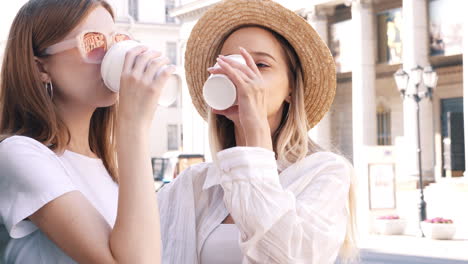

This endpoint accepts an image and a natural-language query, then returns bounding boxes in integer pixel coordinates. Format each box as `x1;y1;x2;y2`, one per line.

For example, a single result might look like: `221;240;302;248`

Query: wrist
116;112;153;131
117;106;158;130
116;122;150;141
243;124;273;150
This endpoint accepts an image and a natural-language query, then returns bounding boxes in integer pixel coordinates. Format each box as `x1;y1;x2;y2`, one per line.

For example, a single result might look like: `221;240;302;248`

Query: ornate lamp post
394;65;438;236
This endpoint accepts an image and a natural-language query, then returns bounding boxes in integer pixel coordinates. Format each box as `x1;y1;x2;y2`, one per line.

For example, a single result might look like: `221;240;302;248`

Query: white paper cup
158;73;179;107
202;54;246;110
101;40;141;92
101;40;179;106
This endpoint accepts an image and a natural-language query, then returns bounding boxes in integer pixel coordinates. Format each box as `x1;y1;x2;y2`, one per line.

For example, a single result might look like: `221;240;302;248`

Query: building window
429;0;462;56
441;98;465;176
377;104;392;146
180;124;183;150
167;124;179;151
377;8;402;64
166;42;177;65
330;20;353;73
128;0;139;21
165;0;176;23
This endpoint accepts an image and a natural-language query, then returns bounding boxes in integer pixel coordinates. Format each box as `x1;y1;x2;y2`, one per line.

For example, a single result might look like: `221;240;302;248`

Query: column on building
351;0;377;235
401;0;435;181
306;6;333;150
463;0;468;178
351;0;377;149
178;11;211;160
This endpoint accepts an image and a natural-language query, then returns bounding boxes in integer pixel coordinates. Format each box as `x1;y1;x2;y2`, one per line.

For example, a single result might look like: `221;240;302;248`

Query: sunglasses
44;30;133;64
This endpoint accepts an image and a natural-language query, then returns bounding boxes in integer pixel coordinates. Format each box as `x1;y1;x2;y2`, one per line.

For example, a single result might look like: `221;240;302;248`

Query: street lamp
423;66;439;100
393;65;438;237
394;68;409;97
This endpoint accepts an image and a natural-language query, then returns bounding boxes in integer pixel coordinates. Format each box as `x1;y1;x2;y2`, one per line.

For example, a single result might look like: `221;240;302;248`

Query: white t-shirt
0;136;119;264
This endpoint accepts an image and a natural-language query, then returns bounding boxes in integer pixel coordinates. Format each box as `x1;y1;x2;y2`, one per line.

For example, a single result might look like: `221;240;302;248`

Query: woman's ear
285;91;292;103
34;56;51;83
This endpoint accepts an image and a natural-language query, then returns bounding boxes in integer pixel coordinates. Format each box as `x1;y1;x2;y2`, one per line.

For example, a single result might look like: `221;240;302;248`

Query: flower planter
374;218;407;235
421;222;456;240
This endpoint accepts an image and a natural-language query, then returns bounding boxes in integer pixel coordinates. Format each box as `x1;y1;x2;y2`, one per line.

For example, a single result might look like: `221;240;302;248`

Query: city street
353;235;468;264
359;250;468;264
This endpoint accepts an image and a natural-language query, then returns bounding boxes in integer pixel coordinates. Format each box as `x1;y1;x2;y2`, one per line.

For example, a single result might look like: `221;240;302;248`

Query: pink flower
378;215;400;220
424;217;454;224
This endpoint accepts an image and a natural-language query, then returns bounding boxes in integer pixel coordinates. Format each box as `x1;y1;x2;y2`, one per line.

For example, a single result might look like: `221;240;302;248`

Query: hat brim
185;0;336;128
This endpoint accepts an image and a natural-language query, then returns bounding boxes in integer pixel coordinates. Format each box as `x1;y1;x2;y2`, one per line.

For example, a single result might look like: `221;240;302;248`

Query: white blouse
158;147;352;264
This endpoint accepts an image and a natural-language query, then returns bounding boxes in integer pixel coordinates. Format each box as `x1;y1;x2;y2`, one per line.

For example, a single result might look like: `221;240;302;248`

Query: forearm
110;125;161;263
243;120;273;151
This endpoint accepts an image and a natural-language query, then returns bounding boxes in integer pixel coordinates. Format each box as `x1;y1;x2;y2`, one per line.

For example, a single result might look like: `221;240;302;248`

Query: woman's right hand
117;46;176;129
111;45;173;263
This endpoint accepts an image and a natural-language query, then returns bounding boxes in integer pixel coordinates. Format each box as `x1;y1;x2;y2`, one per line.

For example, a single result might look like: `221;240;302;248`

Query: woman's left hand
208;47;273;150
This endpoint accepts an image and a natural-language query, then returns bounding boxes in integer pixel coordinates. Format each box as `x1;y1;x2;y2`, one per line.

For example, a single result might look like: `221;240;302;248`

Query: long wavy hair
0;0;118;181
208;26;358;262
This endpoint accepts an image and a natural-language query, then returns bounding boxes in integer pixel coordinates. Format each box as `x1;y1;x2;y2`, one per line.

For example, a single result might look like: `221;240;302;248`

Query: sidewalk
359;234;468;261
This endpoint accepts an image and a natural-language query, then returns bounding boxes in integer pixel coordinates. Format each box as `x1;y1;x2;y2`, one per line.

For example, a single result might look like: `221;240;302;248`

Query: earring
284;102;291;120
45;81;53;99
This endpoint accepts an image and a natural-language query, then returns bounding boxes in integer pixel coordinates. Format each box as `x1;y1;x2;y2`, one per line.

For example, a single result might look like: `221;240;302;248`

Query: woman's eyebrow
223;51;277;62
251;51;276;62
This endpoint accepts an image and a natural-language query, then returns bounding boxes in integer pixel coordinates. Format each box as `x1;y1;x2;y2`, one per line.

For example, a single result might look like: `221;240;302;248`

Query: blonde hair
208;26;358;262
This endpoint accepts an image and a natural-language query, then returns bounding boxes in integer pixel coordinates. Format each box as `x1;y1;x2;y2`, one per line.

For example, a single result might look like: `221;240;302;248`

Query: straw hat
185;0;336;129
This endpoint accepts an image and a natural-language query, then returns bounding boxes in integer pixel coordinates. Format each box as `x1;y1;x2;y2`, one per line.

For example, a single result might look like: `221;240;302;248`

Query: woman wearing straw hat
158;0;358;263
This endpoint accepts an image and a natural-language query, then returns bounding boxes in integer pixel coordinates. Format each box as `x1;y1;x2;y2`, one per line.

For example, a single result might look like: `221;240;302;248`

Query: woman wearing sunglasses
0;0;171;263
